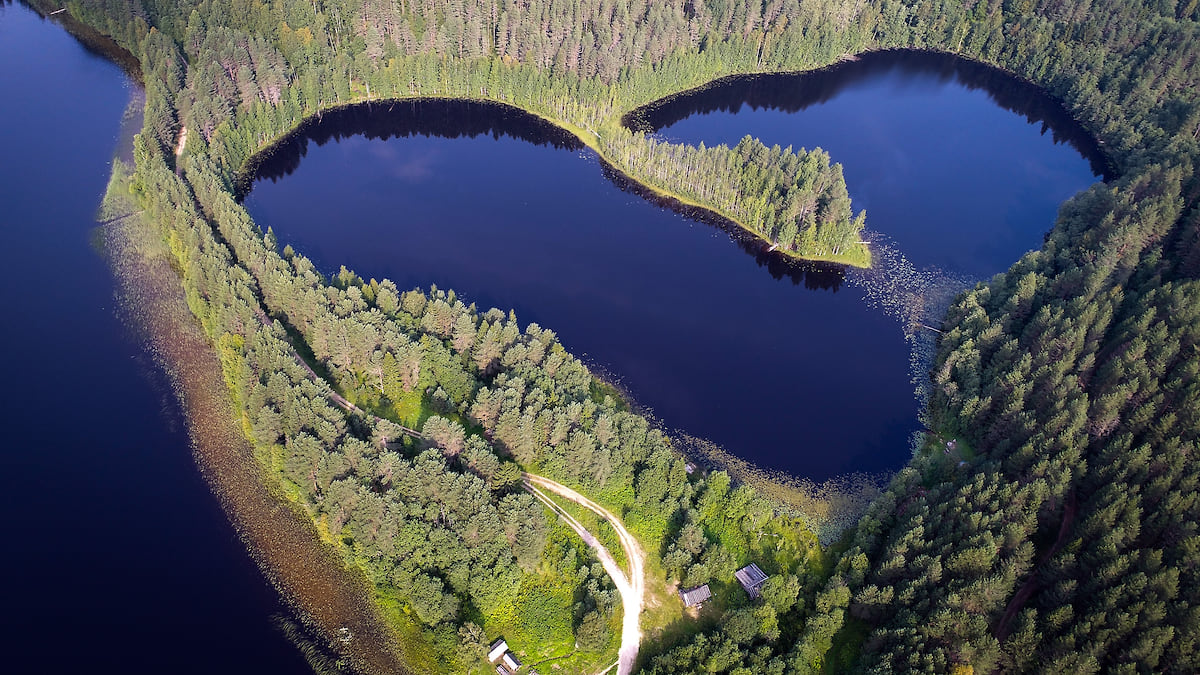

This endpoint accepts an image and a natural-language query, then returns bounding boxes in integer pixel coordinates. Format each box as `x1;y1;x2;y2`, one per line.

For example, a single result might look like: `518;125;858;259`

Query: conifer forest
23;0;1200;672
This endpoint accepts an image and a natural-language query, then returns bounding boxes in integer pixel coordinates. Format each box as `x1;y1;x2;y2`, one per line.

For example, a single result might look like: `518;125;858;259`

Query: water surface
243;54;1100;483
642;51;1107;277
0;4;310;672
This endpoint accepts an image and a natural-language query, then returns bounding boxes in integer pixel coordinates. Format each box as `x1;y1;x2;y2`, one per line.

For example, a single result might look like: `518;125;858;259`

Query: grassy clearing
98;158;138;221
915;430;979;487
476;523;619;674
636;555;697;660
538;489;630;577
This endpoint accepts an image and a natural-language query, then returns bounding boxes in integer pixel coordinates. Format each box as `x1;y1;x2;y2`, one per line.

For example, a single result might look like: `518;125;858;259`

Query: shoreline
23;7;417;670
230;47;1120;275
102;112;421;675
94;30;1115;675
619;47;1116;182
233;93;872;270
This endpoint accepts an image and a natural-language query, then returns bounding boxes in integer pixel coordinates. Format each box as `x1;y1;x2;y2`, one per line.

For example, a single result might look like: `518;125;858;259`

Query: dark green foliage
604;134;866;259
61;0;1200;671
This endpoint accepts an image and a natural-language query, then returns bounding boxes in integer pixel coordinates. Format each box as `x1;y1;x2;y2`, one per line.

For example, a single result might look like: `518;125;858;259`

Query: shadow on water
21;0;144;81
241;99;582;195
237;49;1105;483
240;98;848;289
624;49;1113;181
598;159;847;290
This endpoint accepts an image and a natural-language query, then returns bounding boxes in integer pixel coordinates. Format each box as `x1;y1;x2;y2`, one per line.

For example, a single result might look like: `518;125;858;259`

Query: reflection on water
242;51;1103;484
0;3;317;673
242;99;583;194
598;159;848;290
107;178;413;675
626;49;1111;180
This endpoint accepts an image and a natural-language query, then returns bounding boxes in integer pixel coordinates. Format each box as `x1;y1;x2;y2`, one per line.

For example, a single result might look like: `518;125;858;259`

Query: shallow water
0;4;312;673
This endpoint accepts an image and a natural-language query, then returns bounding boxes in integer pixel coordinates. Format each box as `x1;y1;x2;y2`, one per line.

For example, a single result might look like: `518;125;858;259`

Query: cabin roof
734;563;769;598
679;584;713;607
488;639;508;662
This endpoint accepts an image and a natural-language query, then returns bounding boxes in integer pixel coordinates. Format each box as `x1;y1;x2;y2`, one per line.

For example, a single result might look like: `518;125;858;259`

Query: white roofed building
488;639;508;663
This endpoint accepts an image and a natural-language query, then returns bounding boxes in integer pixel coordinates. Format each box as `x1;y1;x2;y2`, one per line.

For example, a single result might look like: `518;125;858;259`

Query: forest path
994;491;1078;640
524;474;645;675
251;303;642;670
252;307;423;440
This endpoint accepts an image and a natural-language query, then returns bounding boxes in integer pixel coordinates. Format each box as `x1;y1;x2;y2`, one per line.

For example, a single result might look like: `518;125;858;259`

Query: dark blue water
0;4;309;672
641;51;1108;277
244;57;1099;484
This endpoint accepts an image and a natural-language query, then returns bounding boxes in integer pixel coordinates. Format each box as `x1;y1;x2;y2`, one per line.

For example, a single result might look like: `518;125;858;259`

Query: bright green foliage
55;0;1200;671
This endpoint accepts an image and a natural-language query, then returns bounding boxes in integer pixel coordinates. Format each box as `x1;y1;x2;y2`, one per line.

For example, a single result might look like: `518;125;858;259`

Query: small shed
495;665;511;675
734;563;769;599
502;652;522;671
679;584;712;608
488;639;508;663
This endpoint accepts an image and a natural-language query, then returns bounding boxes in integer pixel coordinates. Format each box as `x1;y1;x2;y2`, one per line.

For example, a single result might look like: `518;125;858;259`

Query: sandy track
524;474;644;675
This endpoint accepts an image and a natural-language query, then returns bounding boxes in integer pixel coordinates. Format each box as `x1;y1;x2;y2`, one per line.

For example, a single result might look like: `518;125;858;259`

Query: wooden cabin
679;584;713;608
734;563;769;599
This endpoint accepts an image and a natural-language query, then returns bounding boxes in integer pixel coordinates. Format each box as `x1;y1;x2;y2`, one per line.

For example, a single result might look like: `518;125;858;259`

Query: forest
41;0;1200;672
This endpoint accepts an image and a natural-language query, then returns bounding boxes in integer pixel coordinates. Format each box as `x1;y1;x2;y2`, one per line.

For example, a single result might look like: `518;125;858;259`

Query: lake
244;52;1101;482
0;3;312;673
1;3;1105;669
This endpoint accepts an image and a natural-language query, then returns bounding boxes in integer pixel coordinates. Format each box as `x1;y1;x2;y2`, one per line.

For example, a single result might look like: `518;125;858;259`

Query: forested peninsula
46;0;1200;672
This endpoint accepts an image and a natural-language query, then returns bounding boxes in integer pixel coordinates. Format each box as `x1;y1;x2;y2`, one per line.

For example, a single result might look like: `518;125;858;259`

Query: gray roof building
734;563;769;599
679;584;713;608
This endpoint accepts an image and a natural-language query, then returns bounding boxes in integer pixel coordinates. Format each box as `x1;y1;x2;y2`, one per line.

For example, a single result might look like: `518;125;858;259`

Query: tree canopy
46;0;1200;671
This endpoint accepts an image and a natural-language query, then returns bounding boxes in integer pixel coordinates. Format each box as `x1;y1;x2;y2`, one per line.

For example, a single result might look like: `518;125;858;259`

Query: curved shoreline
232;48;1116;275
621;47;1115;182
90;29;1121;675
232;93;871;269
28;0;144;82
53;22;424;671
21;7;414;671
106;156;418;675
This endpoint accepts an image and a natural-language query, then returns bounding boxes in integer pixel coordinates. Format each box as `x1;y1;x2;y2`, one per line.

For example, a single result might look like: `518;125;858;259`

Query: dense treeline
66;0;874;264
605;134;867;263
829;162;1200;673
124;94;623;669
184;123;828;665
49;0;1200;671
89;11;829;670
638;0;1200;672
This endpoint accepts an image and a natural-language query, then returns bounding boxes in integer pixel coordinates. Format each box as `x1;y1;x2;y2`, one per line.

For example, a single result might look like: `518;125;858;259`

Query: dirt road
524;474;645;675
